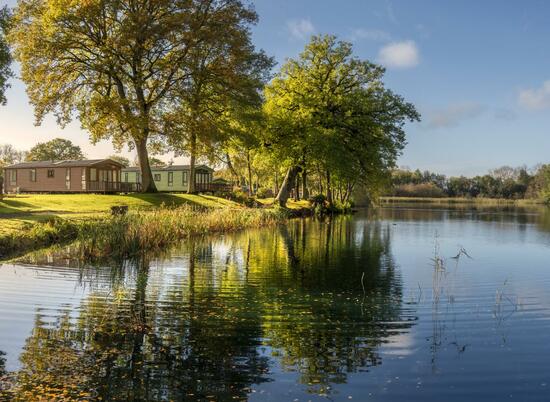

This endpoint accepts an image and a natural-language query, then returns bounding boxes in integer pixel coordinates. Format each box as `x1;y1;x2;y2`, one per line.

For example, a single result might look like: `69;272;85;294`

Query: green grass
0;193;238;215
0;193;291;259
0;193;241;236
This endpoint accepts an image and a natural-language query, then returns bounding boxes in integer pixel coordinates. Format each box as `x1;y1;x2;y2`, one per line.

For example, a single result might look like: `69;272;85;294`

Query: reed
0;206;289;260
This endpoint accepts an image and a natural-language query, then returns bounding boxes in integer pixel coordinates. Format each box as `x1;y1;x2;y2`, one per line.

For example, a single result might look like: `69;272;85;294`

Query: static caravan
122;165;215;192
3;159;140;193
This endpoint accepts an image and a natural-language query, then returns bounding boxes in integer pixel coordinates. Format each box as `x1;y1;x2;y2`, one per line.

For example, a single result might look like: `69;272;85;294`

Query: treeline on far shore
386;165;550;202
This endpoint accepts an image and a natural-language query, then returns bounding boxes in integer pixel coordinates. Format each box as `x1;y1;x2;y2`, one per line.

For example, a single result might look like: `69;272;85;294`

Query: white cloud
377;40;419;69
426;102;486;129
287;18;315;40
350;28;391;42
519;80;550;110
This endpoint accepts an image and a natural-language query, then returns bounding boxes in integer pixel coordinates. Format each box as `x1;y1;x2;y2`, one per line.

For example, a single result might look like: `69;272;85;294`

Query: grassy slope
0;194;240;236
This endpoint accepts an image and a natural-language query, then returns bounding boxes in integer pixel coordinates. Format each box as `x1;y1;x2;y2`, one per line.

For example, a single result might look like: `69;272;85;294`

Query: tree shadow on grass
0;198;36;214
125;193;216;209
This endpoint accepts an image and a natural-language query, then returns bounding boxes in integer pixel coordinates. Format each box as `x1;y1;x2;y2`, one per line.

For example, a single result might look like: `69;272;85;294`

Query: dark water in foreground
2;204;550;401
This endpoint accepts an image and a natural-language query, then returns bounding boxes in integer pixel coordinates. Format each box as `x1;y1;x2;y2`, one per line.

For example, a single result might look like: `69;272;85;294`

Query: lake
2;204;550;401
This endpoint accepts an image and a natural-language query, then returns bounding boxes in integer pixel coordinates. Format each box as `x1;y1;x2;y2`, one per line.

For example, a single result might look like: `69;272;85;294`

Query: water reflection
1;217;413;401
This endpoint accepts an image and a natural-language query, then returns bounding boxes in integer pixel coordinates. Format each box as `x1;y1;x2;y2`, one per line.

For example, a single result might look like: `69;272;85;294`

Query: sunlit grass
257;197;311;209
0;193;240;215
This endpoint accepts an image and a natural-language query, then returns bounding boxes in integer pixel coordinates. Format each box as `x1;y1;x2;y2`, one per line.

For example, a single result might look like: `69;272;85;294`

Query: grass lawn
0;193;241;236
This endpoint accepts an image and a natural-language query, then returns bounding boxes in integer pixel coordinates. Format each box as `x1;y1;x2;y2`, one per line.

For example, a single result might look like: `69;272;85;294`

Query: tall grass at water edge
0;205;288;260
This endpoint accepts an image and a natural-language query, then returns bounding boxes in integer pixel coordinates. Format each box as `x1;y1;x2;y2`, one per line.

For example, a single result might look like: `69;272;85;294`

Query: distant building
121;165;215;192
3;159;140;193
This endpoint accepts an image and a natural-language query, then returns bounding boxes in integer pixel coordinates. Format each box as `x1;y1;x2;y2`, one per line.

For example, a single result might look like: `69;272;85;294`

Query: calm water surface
2;204;550;401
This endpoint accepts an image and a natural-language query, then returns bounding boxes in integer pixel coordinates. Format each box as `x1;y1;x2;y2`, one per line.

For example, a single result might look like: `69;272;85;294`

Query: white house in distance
121;165;215;192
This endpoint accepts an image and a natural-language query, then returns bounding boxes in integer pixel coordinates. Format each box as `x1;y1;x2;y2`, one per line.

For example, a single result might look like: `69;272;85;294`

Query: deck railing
87;181;141;193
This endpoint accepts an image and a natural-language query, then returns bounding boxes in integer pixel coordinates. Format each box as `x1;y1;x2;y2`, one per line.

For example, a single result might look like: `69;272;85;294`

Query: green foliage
0;144;26;176
255;187;274;199
393;183;445;198
9;0;268;192
227;189;259;207
264;35;419;206
389;166;534;200
26;138;84;161
108;154;130;168
147;157;166;168
0;6;12;105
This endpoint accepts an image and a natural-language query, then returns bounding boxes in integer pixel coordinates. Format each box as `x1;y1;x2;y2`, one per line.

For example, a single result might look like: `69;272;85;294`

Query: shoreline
378;196;545;206
0;205;298;262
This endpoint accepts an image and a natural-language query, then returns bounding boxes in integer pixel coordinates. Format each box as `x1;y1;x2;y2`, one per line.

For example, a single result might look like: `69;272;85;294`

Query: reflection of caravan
122;165;215;192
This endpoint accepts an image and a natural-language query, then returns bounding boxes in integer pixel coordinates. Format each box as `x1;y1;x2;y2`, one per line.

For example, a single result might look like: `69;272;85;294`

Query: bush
255;187;274;199
227;190;259;207
309;194;327;208
393;183;445;198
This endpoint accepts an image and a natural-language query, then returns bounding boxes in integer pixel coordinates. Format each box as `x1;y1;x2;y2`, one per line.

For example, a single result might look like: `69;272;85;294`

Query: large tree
167;22;272;193
264;35;420;207
9;0;265;193
0;6;12;105
0;143;25;166
26;138;84;161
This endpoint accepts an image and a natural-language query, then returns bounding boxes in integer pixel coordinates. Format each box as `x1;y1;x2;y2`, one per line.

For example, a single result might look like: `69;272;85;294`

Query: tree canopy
0;6;12;105
263;35;420;207
26;138;84;161
108;154;131;168
9;0;267;192
0;143;26;167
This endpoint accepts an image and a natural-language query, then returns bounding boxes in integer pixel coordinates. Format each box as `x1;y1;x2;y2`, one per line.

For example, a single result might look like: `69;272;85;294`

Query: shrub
393;183;445;198
256;187;274;199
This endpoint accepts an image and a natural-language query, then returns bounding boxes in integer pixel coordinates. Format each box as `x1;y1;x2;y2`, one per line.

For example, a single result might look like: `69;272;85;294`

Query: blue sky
2;0;550;176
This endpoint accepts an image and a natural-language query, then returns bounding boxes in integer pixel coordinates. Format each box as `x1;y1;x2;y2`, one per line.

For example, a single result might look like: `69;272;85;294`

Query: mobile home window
47;169;55;178
124;172;128;182
182;171;188;184
65;168;71;190
30;169;36;182
154;173;161;182
81;168;86;190
168;172;173;186
90;168;97;181
9;170;16;185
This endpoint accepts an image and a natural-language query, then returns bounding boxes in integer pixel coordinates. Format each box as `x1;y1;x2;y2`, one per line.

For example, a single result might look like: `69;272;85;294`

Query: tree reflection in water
4;216;416;401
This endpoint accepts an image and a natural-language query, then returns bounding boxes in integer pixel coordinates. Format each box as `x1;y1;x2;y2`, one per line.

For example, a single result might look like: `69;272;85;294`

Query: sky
2;0;550;176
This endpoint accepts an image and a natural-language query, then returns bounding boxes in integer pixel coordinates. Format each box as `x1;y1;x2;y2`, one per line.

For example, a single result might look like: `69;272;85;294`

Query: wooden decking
87;181;142;193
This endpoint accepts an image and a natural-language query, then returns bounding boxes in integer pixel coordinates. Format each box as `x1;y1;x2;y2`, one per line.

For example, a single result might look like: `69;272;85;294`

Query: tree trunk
294;175;300;201
188;132;197;193
302;170;309;200
247;150;253;196
136;138;157;193
326;170;333;206
225;153;240;185
275;166;302;208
